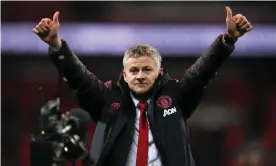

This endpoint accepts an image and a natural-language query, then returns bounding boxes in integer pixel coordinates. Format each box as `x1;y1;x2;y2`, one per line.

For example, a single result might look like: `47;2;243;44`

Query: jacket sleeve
49;39;108;122
178;35;235;119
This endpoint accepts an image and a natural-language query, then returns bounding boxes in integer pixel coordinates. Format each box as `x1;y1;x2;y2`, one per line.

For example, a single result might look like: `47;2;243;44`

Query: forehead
125;56;157;68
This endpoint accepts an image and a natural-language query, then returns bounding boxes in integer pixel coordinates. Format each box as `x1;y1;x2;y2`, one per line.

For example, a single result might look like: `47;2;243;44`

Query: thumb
53;11;60;24
225;6;232;19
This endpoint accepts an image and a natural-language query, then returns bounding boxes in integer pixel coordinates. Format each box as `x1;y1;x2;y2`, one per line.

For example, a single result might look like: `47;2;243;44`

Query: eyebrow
130;65;153;69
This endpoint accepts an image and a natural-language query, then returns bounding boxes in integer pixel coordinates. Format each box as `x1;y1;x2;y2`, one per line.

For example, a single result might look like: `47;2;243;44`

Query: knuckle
38;23;46;28
43;18;51;23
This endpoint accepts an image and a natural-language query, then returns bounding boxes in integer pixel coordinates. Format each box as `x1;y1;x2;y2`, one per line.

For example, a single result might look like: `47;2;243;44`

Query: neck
130;89;153;101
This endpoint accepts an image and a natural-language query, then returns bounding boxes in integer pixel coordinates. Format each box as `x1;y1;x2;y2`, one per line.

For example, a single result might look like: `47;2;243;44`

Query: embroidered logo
156;95;172;109
109;102;120;112
163;107;177;117
104;80;112;88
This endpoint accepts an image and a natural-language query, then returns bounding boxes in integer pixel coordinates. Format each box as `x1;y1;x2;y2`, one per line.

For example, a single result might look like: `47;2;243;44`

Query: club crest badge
156;95;172;109
108;102;120;112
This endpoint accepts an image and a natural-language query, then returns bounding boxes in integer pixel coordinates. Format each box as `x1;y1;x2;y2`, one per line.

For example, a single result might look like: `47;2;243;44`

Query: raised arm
178;6;253;119
32;11;108;122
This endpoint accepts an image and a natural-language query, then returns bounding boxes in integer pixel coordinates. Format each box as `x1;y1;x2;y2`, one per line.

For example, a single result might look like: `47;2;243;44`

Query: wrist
49;37;62;50
223;32;238;44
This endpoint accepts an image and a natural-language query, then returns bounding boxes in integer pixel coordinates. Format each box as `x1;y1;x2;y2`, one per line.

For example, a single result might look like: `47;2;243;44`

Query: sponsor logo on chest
163;107;177;117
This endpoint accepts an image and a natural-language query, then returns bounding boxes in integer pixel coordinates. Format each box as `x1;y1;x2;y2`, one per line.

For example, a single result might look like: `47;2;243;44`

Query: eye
130;68;138;73
144;68;152;72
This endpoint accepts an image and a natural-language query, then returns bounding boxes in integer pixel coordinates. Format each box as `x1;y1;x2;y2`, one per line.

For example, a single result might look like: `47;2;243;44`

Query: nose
136;71;145;81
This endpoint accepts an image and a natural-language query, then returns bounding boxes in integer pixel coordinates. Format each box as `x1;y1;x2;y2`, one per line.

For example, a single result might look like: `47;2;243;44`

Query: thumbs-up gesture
33;11;61;47
225;6;253;39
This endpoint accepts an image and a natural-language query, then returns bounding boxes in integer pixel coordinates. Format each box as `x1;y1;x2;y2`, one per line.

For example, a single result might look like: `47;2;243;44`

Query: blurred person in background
32;6;252;166
232;141;265;166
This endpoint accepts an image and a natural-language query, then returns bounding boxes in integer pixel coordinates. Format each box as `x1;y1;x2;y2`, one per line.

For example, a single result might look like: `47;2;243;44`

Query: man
33;6;252;166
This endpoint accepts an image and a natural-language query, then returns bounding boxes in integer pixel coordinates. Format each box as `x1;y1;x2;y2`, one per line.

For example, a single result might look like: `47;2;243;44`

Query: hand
225;6;253;39
32;11;61;47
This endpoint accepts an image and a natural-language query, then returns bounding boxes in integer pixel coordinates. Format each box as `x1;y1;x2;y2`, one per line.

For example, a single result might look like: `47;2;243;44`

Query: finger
233;14;242;21
53;11;60;24
38;23;49;32
225;6;233;19
32;28;39;35
35;26;44;34
41;18;51;29
240;23;251;30
239;18;248;27
41;26;49;32
234;14;243;18
41;18;52;24
232;15;238;21
236;15;244;25
246;25;253;32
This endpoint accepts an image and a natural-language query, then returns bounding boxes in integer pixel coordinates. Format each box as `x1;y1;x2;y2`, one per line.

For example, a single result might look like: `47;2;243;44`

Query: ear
123;71;128;82
159;68;164;76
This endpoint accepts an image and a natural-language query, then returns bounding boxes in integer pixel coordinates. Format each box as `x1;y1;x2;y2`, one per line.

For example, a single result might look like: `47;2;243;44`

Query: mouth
135;83;148;86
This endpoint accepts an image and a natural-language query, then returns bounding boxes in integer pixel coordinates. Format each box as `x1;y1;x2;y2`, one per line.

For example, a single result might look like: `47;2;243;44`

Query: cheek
125;75;134;83
147;75;157;85
151;74;159;81
124;73;131;82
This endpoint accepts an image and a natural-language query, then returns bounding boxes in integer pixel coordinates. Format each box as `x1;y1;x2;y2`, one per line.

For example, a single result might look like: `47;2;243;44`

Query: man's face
123;55;161;94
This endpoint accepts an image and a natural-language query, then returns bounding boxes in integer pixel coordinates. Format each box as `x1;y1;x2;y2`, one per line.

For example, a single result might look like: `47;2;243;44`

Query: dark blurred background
2;1;276;166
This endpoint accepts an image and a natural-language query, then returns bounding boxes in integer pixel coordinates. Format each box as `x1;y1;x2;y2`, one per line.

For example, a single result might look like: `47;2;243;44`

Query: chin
130;87;153;100
132;87;151;94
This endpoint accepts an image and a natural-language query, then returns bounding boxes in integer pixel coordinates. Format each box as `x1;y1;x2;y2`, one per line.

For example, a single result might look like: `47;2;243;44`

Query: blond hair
123;44;162;69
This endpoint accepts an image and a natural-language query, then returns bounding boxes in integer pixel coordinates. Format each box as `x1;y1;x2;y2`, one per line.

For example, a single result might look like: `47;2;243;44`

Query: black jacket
50;34;235;166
